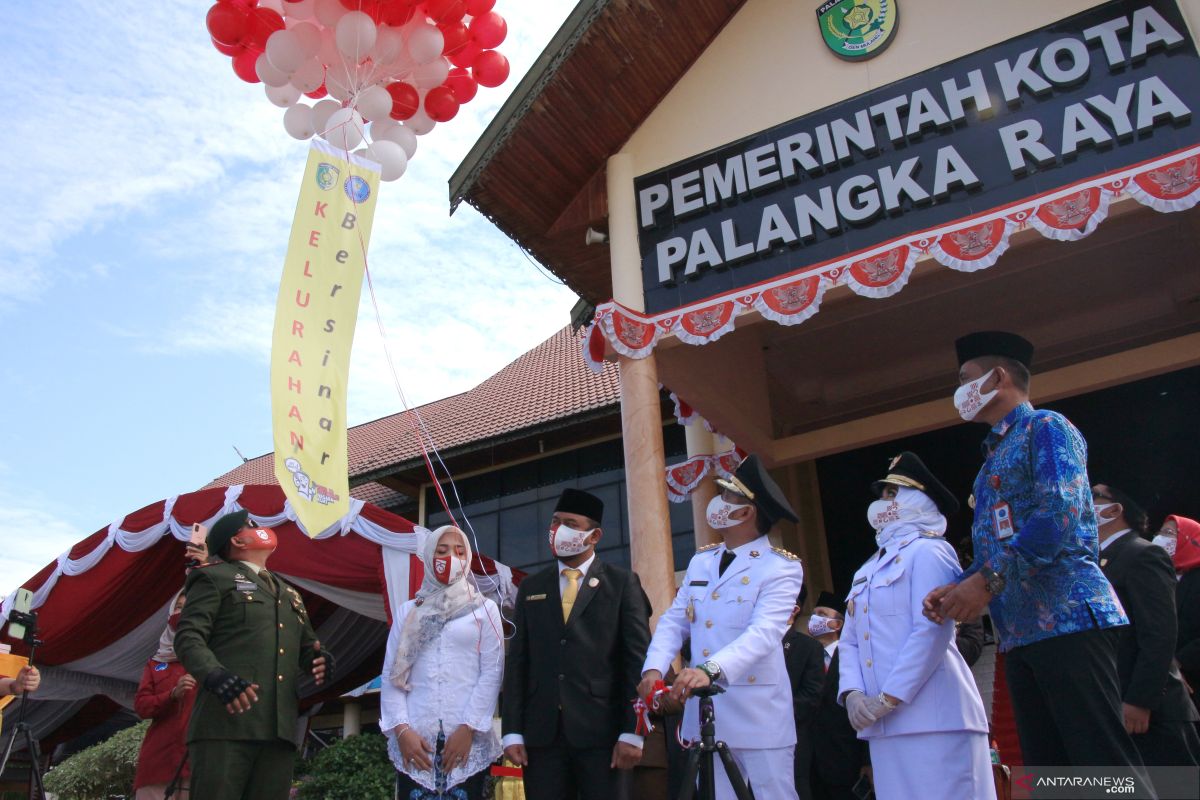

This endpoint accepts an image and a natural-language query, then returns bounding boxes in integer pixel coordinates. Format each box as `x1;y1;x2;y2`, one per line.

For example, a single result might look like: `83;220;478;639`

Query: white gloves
845;690;899;731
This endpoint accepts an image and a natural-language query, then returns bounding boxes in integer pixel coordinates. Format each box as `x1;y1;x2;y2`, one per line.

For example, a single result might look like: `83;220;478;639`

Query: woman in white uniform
838;452;991;800
381;525;504;799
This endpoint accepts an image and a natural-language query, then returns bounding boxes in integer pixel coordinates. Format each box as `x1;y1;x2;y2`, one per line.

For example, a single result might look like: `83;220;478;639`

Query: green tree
297;733;393;800
43;720;148;800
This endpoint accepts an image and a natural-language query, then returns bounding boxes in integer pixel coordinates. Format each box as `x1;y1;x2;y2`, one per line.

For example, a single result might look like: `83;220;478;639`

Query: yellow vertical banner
271;141;380;536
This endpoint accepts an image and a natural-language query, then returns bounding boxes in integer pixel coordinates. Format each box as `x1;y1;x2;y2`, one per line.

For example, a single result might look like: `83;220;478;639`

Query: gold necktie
561;568;582;622
260;570;277;595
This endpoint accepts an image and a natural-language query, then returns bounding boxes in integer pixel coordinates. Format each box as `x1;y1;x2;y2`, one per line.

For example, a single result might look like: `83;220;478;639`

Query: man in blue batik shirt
922;331;1147;774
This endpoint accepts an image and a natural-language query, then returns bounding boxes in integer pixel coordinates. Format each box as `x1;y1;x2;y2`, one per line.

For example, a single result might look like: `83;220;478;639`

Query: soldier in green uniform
175;510;333;800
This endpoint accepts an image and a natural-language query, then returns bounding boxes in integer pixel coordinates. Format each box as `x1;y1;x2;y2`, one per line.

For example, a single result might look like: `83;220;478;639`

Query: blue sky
0;1;579;594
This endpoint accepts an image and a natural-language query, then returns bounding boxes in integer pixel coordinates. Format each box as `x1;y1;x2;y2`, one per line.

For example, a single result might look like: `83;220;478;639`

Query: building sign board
635;0;1200;315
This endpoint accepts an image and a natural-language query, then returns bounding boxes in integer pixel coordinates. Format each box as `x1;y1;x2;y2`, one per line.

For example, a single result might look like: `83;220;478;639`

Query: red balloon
206;3;248;47
218;0;257;8
422;0;465;24
464;0;494;14
440;21;469;55
305;83;329;99
211;36;247;57
444;67;477;103
448;40;481;68
469;11;506;49
472;50;509;88
243;7;285;51
386;81;420;120
424;86;460;122
382;3;418;26
232;50;262;83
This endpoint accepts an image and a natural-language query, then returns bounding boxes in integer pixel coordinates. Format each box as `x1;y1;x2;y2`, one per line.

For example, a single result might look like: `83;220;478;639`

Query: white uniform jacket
838;530;988;739
643;535;804;749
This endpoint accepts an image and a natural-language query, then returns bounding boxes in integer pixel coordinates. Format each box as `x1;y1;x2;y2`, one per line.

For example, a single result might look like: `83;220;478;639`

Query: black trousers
1005;627;1146;767
1132;716;1200;767
524;724;616;800
395;767;487;799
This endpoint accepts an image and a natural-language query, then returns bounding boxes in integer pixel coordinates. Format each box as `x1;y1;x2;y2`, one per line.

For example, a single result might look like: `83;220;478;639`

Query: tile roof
205;326;621;499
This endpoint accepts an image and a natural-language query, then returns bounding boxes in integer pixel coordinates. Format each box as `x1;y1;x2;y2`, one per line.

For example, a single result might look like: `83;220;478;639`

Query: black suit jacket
812;647;868;787
784;630;826;731
1102;533;1199;721
1177;569;1200;692
502;557;652;749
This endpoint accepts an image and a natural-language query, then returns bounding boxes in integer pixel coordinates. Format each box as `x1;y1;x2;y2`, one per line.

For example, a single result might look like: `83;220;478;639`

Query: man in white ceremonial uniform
839;452;991;800
639;455;805;800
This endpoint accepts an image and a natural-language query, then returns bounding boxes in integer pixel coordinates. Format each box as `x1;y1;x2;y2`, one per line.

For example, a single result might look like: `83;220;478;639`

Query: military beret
207;510;249;558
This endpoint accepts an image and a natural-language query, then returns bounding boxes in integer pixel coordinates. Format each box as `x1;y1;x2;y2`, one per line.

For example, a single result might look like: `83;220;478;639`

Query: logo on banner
816;0;898;60
315;163;339;191
344;175;371;203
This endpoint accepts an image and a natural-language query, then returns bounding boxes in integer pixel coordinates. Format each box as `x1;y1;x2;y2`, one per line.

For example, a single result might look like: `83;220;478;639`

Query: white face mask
1153;534;1177;556
867;499;903;531
953;368;998;422
808;615;839;637
706;495;751;529
1093;502;1117;525
549;523;594;558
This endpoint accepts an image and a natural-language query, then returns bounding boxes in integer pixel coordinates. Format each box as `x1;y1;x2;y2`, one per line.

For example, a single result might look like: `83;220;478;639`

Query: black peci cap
207;510;250;558
955;331;1034;369
871;451;960;516
715;454;799;526
814;590;845;615
554;488;604;525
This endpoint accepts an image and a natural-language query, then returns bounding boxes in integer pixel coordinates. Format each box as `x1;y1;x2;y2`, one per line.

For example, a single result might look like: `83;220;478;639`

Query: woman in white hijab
381;525;504;799
838;452;991;800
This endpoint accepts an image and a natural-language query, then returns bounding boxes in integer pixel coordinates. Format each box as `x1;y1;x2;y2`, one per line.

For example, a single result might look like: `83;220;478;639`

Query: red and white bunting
662;447;744;502
585;143;1200;366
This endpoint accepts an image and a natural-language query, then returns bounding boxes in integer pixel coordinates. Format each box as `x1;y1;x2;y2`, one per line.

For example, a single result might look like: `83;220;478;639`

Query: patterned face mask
706;495;751;529
953;368;998;421
549;523;593;557
808;615;839;637
1152;533;1177;556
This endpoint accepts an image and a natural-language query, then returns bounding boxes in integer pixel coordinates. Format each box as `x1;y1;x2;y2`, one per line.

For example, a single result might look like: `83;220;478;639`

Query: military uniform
175;559;320;800
644;536;804;800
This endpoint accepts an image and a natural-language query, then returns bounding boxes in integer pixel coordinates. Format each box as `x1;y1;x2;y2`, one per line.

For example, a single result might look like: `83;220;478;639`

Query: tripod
677;685;753;800
0;609;47;800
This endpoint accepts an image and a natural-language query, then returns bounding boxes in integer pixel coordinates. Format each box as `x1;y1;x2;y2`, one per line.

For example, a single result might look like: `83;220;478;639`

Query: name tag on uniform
688;580;709;586
526;594;547;601
992;501;1015;540
852;576;867;586
235;580;257;592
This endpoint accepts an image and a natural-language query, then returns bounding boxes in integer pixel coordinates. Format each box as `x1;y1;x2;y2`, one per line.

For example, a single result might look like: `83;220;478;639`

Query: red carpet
991;651;1023;767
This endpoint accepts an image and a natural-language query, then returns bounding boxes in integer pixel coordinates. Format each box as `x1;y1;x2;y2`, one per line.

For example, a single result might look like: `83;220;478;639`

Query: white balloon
283;0;315;20
289;22;323;58
259;0;285;13
255;54;292;88
405;107;436;135
313;0;347;28
377;123;418;158
312;98;341;134
366;139;408;181
369;118;398;141
413;58;449;90
406;24;444;65
325;70;353;102
266;82;302;108
336;11;377;63
266;30;305;74
323;107;364;151
370;26;405;65
283;103;316;140
291;58;326;93
355;84;393;122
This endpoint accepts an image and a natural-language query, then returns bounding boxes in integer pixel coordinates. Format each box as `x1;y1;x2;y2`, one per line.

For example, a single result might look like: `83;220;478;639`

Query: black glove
204;669;252;704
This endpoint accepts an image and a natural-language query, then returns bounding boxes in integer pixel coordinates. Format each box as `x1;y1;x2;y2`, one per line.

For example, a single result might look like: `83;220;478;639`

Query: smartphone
7;589;33;641
190;523;208;547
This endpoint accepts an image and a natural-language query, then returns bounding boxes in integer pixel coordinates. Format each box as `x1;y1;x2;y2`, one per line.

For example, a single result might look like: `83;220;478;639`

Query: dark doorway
816;366;1200;598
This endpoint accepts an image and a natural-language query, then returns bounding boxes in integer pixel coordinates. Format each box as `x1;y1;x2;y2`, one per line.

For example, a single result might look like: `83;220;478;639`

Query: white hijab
153;590;185;662
874;486;947;548
389;526;483;689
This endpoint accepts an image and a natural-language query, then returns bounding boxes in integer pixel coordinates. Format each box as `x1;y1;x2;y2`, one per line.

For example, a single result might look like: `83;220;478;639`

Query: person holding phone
134;592;197;799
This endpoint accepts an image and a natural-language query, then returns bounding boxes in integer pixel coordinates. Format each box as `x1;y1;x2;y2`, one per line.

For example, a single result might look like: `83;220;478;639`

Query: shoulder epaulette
697;543;720;553
192;560;221;568
770;546;800;561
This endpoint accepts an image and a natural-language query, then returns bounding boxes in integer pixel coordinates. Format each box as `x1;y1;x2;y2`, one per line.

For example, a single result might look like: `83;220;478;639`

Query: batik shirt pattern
960;402;1126;651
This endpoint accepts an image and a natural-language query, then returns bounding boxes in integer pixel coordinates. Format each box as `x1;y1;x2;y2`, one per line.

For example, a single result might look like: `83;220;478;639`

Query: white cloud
0;490;85;598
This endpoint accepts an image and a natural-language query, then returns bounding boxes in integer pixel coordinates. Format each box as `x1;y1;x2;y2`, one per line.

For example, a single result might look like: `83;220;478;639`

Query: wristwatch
698;660;723;683
979;565;1006;596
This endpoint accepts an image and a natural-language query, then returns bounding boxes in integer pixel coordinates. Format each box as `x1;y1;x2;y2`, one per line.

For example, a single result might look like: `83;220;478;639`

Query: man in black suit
803;592;868;800
784;586;827;800
502;488;652;800
1094;484;1200;766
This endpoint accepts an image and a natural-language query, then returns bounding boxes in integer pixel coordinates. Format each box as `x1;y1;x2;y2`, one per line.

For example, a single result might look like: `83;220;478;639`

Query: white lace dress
380;597;504;790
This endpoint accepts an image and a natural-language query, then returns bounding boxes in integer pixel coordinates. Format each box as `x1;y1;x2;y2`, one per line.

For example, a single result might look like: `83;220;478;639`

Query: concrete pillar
685;424;719;549
343;700;361;737
608;152;675;626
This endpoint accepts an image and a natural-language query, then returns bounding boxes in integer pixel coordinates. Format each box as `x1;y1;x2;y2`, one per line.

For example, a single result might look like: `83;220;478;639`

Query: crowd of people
110;329;1200;800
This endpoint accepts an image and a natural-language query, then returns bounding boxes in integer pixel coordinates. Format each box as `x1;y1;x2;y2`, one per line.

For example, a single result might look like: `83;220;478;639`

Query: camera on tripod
0;588;47;800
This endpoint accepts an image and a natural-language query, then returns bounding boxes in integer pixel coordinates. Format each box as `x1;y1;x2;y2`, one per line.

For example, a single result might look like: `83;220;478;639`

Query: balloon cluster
206;0;511;181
